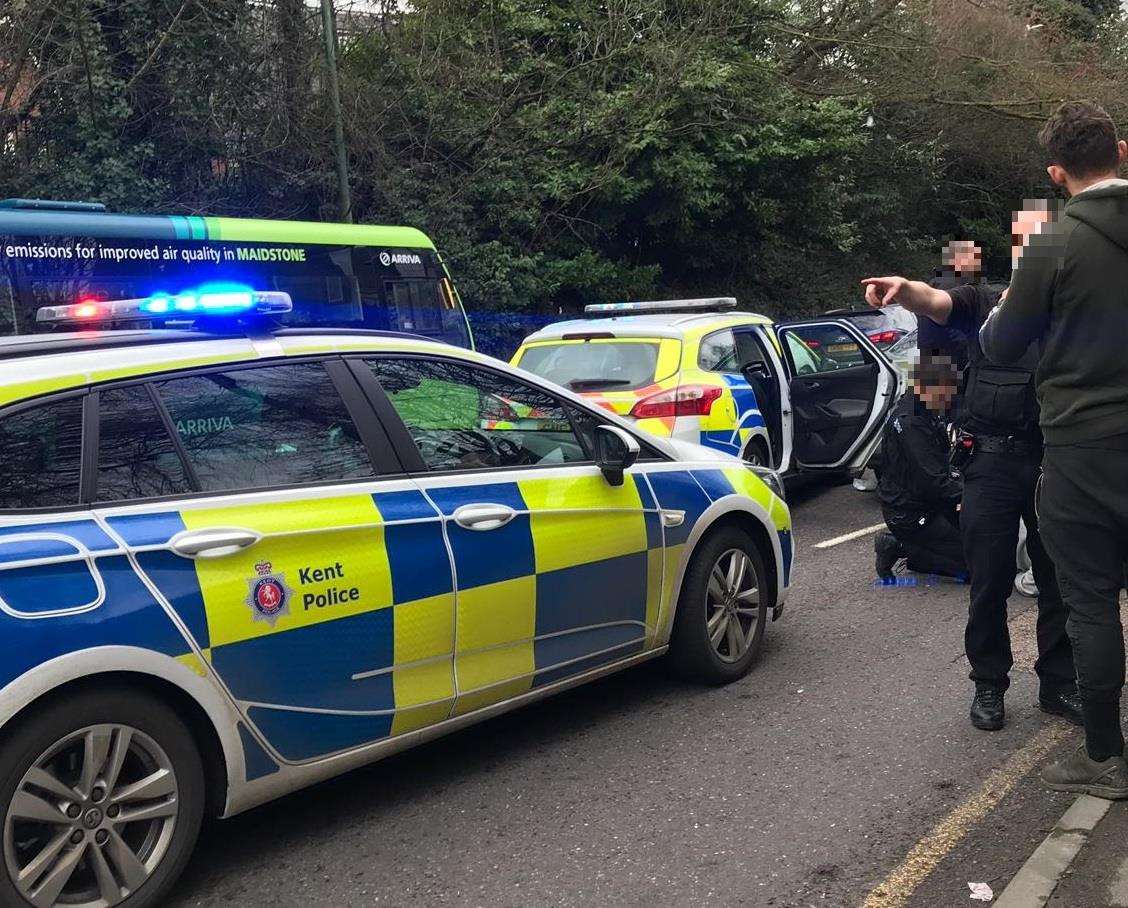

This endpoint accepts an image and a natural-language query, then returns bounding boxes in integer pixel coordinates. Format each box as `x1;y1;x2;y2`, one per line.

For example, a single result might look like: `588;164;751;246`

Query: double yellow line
861;726;1070;908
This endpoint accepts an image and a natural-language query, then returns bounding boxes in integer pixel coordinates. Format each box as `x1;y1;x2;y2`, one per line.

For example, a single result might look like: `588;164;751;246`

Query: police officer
862;203;1081;733
873;353;967;582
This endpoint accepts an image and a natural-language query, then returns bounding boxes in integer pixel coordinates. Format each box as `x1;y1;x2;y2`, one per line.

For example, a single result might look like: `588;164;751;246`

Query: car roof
0;329;481;409
521;310;774;342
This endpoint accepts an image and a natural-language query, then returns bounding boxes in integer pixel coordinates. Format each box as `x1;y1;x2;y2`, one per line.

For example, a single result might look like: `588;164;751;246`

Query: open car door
772;319;898;474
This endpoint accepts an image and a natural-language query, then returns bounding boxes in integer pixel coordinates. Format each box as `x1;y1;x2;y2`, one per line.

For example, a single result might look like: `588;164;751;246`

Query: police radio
950;430;975;472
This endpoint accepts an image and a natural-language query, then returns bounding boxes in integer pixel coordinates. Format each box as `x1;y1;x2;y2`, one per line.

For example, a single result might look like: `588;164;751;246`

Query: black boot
874;532;904;583
1039;687;1084;726
970;684;1005;731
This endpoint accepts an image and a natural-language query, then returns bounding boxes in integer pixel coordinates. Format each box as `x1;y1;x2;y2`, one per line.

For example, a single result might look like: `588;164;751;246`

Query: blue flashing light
36;285;291;327
198;290;254;312
143;294;171;315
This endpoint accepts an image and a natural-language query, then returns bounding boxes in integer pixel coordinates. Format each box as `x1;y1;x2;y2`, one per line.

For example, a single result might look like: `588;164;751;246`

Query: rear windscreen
518;341;661;391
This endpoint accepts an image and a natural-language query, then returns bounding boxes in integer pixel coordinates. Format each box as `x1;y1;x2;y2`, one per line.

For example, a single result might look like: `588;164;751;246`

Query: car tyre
668;528;770;684
743;439;770;468
0;687;205;908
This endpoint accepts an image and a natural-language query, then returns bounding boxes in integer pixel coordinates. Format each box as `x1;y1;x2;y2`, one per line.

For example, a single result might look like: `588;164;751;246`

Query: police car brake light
584;297;738;315
630;384;723;419
36;289;293;326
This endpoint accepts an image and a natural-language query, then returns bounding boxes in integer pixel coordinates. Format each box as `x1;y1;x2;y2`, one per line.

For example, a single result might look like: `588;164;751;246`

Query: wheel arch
659;497;784;646
0;647;244;819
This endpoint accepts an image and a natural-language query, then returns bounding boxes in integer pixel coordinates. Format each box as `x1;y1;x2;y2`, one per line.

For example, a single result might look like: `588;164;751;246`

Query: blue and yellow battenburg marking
0;465;789;774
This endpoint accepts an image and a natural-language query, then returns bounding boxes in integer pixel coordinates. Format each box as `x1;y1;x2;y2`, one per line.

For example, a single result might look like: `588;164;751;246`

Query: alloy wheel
705;547;761;663
4;724;179;908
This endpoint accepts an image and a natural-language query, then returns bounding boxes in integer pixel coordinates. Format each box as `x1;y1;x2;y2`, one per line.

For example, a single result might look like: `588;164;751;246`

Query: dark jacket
923;269;974;369
878;393;962;527
980;183;1128;444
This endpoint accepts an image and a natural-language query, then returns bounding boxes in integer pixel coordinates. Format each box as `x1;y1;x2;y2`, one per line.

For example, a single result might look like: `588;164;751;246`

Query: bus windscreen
0;235;472;348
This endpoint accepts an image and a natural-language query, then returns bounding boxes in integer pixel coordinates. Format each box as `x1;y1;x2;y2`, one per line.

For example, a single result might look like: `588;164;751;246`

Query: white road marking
812;522;887;549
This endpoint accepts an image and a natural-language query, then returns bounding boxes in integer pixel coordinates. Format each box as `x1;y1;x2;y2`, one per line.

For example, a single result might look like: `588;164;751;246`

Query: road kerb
860;726;1070;908
993;794;1112;907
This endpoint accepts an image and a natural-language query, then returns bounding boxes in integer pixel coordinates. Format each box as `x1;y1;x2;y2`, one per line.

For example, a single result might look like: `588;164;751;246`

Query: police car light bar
36;289;293;326
584;297;738;315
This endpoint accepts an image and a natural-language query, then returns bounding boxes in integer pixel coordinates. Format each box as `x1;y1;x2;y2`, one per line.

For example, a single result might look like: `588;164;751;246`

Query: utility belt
951;429;1040;470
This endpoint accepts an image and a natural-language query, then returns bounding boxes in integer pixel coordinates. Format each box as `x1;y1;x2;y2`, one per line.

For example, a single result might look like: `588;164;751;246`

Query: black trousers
1040;439;1128;761
961;452;1073;693
888;507;967;579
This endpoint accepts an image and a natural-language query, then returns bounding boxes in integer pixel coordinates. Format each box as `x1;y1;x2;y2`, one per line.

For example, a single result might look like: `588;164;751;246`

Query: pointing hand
861;276;908;309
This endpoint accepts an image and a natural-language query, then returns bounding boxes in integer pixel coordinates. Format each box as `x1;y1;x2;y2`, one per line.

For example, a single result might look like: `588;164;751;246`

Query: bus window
0;230;473;348
385;280;444;334
0;274;15;335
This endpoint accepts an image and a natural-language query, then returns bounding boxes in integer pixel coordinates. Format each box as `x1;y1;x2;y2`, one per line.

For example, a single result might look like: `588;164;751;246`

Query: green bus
0;199;473;348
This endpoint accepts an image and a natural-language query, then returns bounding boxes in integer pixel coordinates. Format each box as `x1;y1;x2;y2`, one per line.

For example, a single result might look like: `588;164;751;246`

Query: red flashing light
74;303;101;319
630;384;723;419
869;330;901;346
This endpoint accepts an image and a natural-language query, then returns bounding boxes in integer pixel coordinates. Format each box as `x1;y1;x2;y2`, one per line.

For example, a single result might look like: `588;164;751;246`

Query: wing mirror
594;425;640;486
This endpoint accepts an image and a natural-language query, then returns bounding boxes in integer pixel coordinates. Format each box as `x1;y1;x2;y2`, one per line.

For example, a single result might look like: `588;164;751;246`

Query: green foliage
2;0;1125;353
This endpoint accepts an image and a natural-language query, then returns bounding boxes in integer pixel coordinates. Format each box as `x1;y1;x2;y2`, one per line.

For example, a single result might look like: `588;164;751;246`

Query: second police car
0;290;791;907
512;298;899;478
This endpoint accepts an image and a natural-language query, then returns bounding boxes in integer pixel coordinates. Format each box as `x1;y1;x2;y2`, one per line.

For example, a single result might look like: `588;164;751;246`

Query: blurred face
917;379;957;414
1012;202;1054;267
944;241;982;276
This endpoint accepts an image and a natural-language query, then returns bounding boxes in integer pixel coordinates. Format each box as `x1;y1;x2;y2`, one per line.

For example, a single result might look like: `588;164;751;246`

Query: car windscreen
517;341;661;391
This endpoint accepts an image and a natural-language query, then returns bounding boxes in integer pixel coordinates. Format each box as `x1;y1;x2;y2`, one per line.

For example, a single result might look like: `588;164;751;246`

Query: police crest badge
245;561;293;626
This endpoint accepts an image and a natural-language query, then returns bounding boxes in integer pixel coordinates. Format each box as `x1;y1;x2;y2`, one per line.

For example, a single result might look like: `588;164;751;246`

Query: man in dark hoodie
979;100;1128;799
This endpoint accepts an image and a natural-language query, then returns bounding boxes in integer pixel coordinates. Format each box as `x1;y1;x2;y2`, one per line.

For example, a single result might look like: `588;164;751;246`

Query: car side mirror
593;425;640;486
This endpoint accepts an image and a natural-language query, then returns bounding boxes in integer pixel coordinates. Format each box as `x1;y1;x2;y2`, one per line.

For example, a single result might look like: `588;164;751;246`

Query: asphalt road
168;477;1091;908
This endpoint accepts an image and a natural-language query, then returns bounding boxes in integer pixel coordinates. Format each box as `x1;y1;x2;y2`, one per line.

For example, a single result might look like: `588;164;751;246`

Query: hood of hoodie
1066;183;1128;253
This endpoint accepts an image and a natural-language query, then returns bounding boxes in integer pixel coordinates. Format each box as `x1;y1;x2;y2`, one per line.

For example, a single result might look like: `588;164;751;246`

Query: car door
90;358;459;764
772;320;897;472
728;326;791;471
356;355;664;716
695;327;773;462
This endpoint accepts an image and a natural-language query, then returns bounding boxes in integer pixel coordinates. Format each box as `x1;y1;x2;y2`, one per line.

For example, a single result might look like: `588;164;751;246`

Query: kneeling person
875;354;967;582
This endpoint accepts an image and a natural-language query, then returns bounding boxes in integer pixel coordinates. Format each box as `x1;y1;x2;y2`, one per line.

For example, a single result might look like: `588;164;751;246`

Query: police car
512;298;898;476
0;291;791;907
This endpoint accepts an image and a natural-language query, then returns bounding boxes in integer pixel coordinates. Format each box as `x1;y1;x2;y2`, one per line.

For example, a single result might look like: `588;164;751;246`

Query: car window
785;333;822;375
154;362;373;492
0;397;84;509
367;358;589;471
97;385;193;501
785;325;869;372
699;329;738;372
517;341;660;391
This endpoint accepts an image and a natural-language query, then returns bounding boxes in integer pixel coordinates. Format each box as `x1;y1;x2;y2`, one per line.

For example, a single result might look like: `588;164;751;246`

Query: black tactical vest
961;333;1040;437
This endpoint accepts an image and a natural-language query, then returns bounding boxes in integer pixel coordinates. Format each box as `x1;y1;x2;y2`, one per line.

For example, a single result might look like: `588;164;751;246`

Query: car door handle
169;527;262;559
804;380;822;391
452;504;517;532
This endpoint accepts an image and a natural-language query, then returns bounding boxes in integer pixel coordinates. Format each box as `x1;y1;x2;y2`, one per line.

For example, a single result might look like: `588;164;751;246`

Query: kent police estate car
513;298;898;477
0;291;791;907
